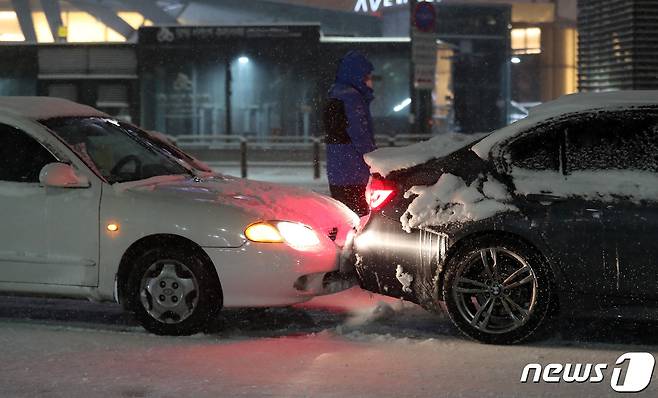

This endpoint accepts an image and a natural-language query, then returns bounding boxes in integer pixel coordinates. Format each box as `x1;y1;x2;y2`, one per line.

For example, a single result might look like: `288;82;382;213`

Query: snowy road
1;288;658;397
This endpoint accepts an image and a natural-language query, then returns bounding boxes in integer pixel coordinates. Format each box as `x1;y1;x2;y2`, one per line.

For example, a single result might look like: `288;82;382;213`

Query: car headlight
244;221;320;249
244;222;284;243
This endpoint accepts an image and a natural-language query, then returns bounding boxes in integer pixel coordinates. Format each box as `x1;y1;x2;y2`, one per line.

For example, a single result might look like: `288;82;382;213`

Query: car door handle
525;193;565;203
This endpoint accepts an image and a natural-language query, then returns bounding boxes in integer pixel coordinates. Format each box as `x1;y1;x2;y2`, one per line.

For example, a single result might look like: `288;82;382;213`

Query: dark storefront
138;25;321;139
436;5;511;133
137;4;510;138
0;3;511;137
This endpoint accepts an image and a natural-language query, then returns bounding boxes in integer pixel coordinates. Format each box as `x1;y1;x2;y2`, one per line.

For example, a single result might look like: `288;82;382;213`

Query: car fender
438;212;566;290
97;185;254;301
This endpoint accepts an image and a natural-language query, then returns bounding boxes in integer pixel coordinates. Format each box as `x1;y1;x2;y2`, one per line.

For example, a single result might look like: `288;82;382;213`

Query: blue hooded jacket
325;51;376;186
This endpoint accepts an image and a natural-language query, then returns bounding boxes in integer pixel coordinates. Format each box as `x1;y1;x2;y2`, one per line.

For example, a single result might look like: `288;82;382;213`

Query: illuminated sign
354;0;438;13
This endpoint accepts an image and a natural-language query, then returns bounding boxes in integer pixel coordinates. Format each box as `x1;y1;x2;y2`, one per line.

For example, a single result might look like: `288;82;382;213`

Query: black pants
329;184;369;217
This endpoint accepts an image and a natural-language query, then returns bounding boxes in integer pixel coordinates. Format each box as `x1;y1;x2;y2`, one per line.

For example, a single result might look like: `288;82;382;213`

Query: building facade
578;0;658;91
0;0;577;137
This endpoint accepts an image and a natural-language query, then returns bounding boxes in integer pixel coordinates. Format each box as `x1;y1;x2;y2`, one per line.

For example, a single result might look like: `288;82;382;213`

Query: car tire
442;235;554;344
124;245;222;336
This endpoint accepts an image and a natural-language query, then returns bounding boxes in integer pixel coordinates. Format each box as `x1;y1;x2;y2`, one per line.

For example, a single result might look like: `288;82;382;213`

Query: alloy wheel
452;247;538;335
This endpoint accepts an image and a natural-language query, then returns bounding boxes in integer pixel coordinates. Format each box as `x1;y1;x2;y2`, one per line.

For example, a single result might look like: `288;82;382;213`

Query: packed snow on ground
512;168;658;203
472;90;658;160
400;173;517;232
2;288;658;397
364;132;489;177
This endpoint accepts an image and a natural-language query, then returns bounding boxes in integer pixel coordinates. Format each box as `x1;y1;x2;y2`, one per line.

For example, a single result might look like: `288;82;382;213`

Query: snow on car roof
472;90;658;160
0;96;108;121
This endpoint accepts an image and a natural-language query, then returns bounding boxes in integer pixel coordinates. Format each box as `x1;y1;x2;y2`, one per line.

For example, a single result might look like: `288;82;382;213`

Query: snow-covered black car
354;91;658;344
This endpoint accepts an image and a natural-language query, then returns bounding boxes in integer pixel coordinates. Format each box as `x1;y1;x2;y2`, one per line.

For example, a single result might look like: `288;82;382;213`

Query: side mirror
39;163;90;188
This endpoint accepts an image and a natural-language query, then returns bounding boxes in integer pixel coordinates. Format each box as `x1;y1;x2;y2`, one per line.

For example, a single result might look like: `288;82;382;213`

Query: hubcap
452;247;538;334
139;261;199;324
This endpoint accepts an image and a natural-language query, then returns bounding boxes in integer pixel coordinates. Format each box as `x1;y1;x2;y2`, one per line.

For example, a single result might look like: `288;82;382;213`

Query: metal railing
175;134;435;179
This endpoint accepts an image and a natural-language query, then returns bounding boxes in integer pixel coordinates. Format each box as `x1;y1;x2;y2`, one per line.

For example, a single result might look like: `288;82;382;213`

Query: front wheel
442;236;554;344
124;246;222;336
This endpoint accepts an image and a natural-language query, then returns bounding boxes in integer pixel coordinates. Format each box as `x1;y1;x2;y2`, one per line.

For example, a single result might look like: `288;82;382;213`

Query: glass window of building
0;11;25;41
511;27;542;55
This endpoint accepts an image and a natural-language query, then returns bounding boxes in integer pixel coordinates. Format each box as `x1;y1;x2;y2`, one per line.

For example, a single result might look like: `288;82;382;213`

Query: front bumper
203;229;357;308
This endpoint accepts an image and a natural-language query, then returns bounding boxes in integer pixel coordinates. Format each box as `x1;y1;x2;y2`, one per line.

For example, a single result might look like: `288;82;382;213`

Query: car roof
473;90;658;160
0;96;108;121
527;90;658;120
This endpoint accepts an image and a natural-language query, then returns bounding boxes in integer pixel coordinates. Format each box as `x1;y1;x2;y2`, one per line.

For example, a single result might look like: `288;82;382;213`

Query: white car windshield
143;131;214;174
42;117;191;184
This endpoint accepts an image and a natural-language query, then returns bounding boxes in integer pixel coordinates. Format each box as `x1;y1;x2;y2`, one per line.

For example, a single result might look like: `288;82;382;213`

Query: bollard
313;138;321;179
388;135;396;147
240;139;247;178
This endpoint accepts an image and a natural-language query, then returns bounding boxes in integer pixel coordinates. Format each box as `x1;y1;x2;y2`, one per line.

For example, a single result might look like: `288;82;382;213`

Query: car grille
327;227;338;241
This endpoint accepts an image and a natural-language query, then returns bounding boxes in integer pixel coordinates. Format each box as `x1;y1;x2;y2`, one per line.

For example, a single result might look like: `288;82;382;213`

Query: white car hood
116;174;359;232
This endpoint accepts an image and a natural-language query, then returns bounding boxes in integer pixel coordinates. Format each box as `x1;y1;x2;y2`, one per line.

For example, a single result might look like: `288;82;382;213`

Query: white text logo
520;352;655;393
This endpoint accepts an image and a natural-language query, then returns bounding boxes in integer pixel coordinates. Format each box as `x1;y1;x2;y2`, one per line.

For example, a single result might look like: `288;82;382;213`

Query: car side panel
96;187;252;301
354;211;566;310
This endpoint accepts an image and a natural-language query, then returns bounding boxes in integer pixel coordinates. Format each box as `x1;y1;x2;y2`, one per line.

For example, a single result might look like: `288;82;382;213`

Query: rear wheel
442;236;554;344
124;246;222;335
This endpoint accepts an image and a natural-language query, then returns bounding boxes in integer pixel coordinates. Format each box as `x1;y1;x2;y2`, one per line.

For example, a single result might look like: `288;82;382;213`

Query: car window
0;124;56;183
507;125;561;171
565;111;658;172
138;128;213;173
42;117;191;184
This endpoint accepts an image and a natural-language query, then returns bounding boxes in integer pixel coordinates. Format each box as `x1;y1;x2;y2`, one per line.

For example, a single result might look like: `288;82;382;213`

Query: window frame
499;118;567;175
0;123;60;184
41;117;193;184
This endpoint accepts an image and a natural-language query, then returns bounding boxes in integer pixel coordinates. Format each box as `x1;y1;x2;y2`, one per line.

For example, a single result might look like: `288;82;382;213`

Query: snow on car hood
400;173;517;232
364;133;488;177
115;174;359;231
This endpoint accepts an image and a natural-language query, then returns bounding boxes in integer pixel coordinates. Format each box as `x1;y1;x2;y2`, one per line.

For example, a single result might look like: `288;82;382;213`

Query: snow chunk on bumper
364;133;488;177
400;174;518;232
395;265;414;293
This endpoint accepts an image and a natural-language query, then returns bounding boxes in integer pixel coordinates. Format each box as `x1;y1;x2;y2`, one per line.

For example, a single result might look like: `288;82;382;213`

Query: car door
566;110;658;300
0;123;100;286
505;120;610;295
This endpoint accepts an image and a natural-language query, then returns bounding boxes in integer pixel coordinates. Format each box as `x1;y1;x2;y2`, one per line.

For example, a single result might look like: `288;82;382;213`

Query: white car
0;97;358;335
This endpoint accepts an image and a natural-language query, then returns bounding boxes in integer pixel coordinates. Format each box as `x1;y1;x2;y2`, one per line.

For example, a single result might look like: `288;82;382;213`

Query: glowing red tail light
366;177;397;211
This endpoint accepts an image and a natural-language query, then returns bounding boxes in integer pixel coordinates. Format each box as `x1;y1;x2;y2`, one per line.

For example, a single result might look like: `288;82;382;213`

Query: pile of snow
342;301;397;328
364;132;489;177
401;173;517;232
333;295;453;341
395;265;414;293
472;90;658;160
512;168;658;203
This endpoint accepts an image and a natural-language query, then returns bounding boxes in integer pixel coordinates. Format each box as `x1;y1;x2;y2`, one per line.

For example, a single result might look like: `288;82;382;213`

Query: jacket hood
333;50;374;100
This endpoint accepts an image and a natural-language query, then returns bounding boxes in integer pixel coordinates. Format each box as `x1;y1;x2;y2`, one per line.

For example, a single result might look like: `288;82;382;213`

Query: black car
354;92;658;344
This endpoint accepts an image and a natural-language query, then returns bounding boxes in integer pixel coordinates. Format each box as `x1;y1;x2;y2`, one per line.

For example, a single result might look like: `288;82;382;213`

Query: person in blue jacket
323;50;377;216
